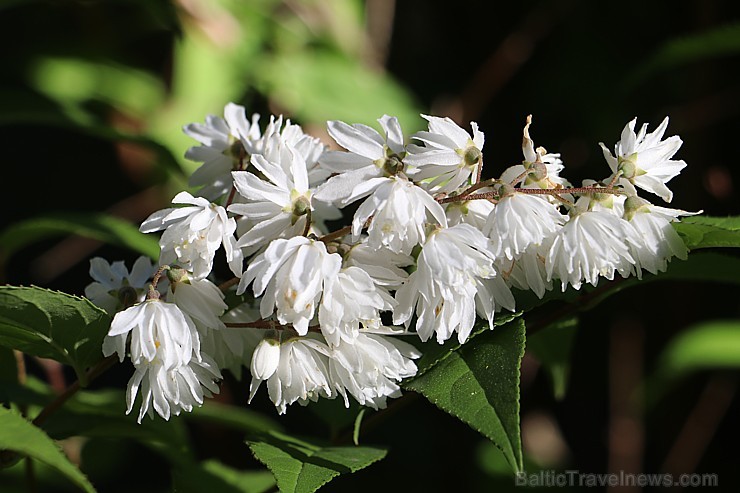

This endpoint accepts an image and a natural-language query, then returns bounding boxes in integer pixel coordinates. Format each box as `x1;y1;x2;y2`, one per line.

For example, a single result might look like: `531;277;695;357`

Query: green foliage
527;317;578;400
172;460;276;493
673;215;740;250
0;212;161;265
254;51;423;132
655;320;740;377
0;406;96;493
0;286;111;383
404;318;526;473
247;430;387;493
630;22;740;83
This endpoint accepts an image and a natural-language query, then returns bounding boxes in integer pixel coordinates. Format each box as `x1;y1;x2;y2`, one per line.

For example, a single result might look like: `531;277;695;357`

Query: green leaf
404;319;526;473
646;320;740;405
0;213;160;263
0;406;96;493
186;399;283;435
413;311;521;376
173;460;276;493
352;408;366;446
246;430;387;493
629;23;740;84
0;286;111;382
254;51;423;132
656;320;740;377
527;318;578;400
673;215;740;250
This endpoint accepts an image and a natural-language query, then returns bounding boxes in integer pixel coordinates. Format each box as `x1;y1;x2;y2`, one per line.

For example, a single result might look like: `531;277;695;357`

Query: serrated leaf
246;430;387;493
172;460;276;493
0;212;160;263
413;311;521;376
673;215;740;250
404;319;526;473
0;286;111;382
0;406;96;492
527;317;578;400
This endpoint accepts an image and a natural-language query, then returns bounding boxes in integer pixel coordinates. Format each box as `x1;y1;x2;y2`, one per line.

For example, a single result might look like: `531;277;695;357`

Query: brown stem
302;209;312;237
224;321;322;333
31;356;118;427
319;225;352;243
218;277;240;292
458;178;496;198
225;154;248;208
438;191;499;204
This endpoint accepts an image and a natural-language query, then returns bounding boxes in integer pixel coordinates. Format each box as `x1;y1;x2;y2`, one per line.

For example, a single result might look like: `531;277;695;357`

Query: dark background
1;0;739;491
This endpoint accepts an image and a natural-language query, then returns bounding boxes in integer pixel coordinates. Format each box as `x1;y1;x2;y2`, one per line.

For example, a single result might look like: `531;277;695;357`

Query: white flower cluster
90;104;695;420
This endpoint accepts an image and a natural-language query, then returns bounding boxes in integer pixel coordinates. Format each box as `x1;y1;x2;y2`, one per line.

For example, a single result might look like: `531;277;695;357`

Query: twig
31;356;118;427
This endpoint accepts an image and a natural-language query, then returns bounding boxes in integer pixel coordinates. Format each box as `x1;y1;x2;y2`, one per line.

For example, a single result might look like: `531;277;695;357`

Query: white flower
405;114;484;194
228;142;312;252
250;336;281;380
319;266;396;347
105;298;201;370
126;350;221;423
140;191;242;279
600;117;686;202
394;224;499;344
204;302;264;377
342;238;413;289
168;273;228;331
483;191;566;261
329;330;420;410
499;115;569;191
349;175;448;254
546;197;640;291
238;237;342;335
248;336;334;415
313;115;406;205
445;197;495;230
278;119;328;187
497;242;552;299
623;197;698;276
184;102;261;200
85;256;156;314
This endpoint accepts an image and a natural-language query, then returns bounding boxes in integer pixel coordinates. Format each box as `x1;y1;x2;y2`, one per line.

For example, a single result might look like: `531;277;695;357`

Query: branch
32;355;118;427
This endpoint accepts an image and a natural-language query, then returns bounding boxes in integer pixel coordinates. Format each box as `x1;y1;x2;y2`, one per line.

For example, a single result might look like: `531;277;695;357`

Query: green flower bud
463;146;482;167
166;265;190;286
618;153;639;179
623;195;649;221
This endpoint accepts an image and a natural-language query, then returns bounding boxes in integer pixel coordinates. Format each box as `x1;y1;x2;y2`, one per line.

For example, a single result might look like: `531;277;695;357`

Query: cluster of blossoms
88;104;695;420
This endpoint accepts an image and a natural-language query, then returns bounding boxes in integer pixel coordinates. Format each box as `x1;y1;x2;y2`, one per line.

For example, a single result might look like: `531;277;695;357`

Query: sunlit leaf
0;286;111;383
247;430;387;493
404;319;526;473
0;406;96;492
0;213;160;263
674;215;740;250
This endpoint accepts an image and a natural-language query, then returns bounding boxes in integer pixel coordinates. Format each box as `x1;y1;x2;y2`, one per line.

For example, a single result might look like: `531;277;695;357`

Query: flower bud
463;146;482;167
251;336;281;380
526;160;548;182
623;195;649;221
166;265;190;286
618;153;639;179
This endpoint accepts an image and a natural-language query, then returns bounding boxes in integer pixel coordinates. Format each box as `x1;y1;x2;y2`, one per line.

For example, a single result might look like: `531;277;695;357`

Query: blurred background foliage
1;0;740;491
